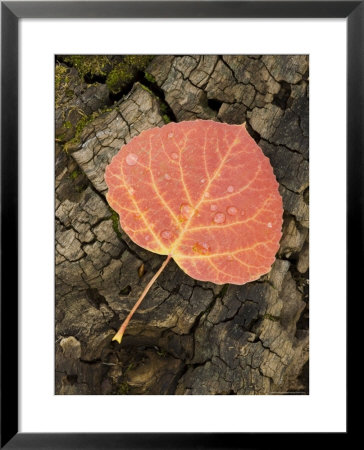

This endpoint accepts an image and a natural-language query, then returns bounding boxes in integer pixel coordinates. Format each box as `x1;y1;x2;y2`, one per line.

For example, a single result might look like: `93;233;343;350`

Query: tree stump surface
55;55;309;395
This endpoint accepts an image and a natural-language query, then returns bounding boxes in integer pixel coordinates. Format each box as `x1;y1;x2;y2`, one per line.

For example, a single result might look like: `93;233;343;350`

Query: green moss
64;113;93;152
139;83;154;96
75;114;92;135
55;65;70;106
110;209;123;240
106;55;154;94
63;55;110;79
56;133;66;142
118;382;129;395
263;314;280;322
162;114;171;124
69;169;80;180
55;65;69;90
64;120;72;129
106;64;135;94
101;106;114;114
144;71;156;83
117;361;136;394
63;105;117;153
160;102;173;124
159;103;168;114
123;55;154;70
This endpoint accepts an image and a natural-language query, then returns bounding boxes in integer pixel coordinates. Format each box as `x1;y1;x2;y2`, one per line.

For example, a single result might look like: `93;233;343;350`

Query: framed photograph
1;0;356;447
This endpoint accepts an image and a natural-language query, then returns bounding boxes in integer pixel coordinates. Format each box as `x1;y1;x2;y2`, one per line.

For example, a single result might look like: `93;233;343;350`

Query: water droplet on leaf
171;152;178;160
180;204;193;219
213;212;226;224
227;185;234;193
227;206;237;215
161;230;172;240
204;192;210;198
210;204;218;211
267;222;272;228
164;173;171;180
200;178;206;184
168;132;173;138
192;242;210;254
126;153;138;166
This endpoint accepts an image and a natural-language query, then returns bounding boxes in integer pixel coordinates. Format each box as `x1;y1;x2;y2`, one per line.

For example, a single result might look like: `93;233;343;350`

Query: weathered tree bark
55;55;309;395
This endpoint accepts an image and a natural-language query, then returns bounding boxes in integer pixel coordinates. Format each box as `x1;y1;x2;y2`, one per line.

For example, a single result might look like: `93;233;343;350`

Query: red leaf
105;120;283;343
106;120;282;284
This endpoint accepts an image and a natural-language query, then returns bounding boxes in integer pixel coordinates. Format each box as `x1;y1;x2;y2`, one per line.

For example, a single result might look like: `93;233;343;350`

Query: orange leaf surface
105;120;283;285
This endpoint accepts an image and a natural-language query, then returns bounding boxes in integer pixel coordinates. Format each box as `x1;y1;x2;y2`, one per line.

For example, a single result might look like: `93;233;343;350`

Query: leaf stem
112;254;172;344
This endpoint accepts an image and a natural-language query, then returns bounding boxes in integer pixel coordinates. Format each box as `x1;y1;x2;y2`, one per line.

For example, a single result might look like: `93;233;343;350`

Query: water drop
267;222;272;228
180;204;193;219
227;255;233;261
171;152;178;160
200;178;206;184
192;242;210;255
145;235;150;241
128;187;135;195
204;192;210;198
227;206;238;216
168;132;174;138
227;185;234;193
164;173;171;180
126;153;138;166
161;230;172;240
210;204;218;211
213;212;226;224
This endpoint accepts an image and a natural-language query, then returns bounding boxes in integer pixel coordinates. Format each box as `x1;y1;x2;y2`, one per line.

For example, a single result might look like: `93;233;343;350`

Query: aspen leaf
105;120;283;343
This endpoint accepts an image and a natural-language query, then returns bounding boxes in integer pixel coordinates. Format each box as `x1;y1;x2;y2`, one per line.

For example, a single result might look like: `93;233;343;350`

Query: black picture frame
1;1;357;447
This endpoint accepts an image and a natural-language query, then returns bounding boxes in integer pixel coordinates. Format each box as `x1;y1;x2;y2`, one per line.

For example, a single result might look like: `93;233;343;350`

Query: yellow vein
171;125;248;253
148;135;182;230
171;133;193;206
174;239;275;260
119;159;167;252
